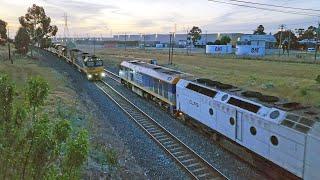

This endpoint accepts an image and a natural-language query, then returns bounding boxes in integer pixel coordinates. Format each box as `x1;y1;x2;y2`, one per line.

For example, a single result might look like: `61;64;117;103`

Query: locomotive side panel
176;80;217;129
241;117;271;159
304;122;320;180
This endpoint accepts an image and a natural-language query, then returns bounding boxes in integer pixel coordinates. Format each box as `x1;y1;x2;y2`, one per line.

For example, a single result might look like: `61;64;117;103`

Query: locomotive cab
84;55;105;80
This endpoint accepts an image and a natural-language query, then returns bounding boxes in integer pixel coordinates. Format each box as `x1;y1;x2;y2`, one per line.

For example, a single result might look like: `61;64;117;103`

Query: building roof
239;34;277;43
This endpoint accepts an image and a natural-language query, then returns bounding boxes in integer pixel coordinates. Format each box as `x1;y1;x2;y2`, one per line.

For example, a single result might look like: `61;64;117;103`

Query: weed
316;75;320;84
300;88;308;96
105;148;119;168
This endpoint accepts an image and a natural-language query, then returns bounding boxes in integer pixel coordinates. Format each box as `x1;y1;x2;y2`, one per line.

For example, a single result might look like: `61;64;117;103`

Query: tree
0;19;7;45
301;26;316;40
220;36;231;45
188;26;202;46
213;40;221;45
19;4;58;54
14;27;30;54
64;129;89;178
0;74;89;179
40;37;52;48
274;30;298;50
0;75;14;122
253;25;266;35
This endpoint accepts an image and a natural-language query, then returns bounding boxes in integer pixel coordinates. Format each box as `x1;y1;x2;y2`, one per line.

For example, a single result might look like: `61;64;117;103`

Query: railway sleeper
166;143;178;148
143;125;156;129
181;158;196;164
176;154;191;160
172;151;185;156
169;147;183;152
197;172;212;179
187;162;201;169
151;131;164;136
158;137;174;144
155;134;168;139
192;167;206;173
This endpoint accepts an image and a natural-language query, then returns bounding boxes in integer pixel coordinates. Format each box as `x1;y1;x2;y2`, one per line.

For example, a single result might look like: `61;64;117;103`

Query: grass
96;48;320;107
0;46;76;107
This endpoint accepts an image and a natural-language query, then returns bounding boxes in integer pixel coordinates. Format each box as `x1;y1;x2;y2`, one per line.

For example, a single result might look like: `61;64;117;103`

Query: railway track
95;78;228;180
104;69;121;83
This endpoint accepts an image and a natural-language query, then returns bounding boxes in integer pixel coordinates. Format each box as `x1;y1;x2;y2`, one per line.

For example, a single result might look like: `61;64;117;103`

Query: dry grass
97;48;320;107
0;45;76;107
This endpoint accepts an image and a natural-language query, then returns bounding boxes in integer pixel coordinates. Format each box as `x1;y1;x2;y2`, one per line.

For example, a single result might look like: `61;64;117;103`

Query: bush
316;75;320;84
300;88;308;96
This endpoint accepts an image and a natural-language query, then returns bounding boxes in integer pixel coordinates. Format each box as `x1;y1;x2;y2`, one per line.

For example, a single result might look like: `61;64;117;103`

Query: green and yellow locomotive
49;44;105;81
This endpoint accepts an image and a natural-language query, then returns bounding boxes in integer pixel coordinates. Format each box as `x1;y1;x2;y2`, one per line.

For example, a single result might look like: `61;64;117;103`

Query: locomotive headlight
100;72;106;77
87;74;93;79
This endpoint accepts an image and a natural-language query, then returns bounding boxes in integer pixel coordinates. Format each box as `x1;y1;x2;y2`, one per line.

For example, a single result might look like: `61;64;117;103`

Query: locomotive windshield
95;60;103;67
86;61;95;67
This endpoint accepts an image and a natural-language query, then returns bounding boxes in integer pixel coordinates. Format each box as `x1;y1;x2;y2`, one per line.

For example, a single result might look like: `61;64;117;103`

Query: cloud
42;0;119;14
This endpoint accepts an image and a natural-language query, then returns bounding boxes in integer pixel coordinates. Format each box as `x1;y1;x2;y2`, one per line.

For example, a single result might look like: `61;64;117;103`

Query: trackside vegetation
0;75;89;179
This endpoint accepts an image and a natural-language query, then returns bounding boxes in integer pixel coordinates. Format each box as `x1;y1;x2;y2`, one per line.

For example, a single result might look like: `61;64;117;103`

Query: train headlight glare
100;72;106;77
87;74;93;79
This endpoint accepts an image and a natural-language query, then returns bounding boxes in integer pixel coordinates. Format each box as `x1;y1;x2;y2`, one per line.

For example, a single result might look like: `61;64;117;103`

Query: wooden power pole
7;26;12;64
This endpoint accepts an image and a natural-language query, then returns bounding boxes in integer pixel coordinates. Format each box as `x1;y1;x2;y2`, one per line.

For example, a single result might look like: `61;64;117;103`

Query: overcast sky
0;0;319;37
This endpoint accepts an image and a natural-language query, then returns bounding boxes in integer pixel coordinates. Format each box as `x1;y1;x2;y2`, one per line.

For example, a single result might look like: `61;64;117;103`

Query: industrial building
113;33;242;47
237;34;277;49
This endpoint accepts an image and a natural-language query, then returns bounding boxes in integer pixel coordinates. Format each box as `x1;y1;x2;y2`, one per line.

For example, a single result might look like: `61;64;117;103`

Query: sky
0;0;319;37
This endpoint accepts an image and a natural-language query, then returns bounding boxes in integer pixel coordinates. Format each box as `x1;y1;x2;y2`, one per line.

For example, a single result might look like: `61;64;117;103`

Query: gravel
35;49;189;180
104;66;268;180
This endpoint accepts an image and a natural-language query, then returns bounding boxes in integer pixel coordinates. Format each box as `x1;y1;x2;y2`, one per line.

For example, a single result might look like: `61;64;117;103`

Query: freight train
48;44;105;80
119;60;320;180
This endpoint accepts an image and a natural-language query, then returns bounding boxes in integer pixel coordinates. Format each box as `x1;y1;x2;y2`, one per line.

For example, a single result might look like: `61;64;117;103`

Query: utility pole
186;30;189;55
168;33;172;64
63;13;69;45
171;32;174;64
279;24;285;57
143;34;146;50
7;26;12;64
93;36;96;55
315;22;320;61
288;30;291;56
205;30;208;54
124;33;127;51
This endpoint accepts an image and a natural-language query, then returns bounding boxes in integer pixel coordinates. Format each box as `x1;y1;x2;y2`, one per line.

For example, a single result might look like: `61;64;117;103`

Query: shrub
300;88;308;96
316;75;320;84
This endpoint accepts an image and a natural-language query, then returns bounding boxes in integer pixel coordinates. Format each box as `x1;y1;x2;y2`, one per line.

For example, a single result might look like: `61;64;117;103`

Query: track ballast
95;77;228;180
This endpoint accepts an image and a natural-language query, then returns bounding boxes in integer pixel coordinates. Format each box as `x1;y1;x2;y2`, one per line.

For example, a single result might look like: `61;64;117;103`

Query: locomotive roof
121;60;193;84
189;78;320;135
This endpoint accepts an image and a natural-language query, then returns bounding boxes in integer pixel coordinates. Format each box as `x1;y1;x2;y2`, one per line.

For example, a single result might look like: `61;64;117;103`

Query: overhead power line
225;0;320;12
208;0;320;17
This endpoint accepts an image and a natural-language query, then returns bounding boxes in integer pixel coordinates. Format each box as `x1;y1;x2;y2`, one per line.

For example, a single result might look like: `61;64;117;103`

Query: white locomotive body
176;79;320;179
119;60;320;179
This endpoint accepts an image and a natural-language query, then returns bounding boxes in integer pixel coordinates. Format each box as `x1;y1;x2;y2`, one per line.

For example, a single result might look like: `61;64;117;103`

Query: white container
156;44;164;48
236;45;266;56
206;45;232;54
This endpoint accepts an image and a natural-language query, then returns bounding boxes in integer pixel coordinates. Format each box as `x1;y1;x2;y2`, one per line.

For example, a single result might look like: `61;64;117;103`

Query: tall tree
0;19;7;45
19;4;58;54
220;35;231;45
274;30;298;49
14;27;30;54
213;40;221;45
0;75;89;179
188;26;202;46
301;26;316;40
253;25;266;35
